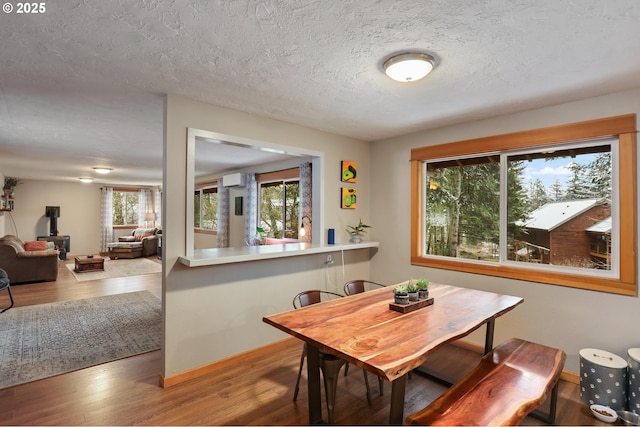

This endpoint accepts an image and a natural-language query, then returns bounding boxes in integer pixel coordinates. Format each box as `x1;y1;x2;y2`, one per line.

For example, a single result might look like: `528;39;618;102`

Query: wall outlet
326;255;334;264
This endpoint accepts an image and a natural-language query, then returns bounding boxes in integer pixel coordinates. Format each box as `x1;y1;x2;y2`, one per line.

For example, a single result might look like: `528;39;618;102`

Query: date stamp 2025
3;2;47;14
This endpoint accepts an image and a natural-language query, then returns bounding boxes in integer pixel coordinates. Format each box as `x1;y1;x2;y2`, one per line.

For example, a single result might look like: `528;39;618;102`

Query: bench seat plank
407;338;566;426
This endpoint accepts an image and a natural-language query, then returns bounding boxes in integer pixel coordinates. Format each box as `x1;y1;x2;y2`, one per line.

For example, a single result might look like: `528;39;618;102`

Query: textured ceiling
1;0;639;185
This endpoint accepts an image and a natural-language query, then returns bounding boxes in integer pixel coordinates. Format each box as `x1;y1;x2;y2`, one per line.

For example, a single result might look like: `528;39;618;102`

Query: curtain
138;188;156;228
138;188;157;228
153;188;162;228
299;162;312;243
217;186;230;248
244;173;258;245
100;187;114;252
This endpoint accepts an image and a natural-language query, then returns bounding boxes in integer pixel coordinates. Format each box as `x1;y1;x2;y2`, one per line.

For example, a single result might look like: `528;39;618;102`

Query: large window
411;114;637;295
113;191;139;226
259;180;300;239
194;186;218;231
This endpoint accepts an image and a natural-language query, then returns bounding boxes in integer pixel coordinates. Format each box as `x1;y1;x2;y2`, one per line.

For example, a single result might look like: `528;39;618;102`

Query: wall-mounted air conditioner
222;173;246;188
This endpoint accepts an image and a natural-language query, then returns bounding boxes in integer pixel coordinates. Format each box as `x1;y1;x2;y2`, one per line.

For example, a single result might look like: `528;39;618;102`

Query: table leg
484;319;495;354
389;373;408;425
306;345;323;424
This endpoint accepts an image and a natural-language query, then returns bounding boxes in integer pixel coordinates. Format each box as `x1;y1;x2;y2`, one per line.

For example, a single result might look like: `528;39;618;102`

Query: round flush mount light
383;52;435;83
93;167;112;174
79;177;93;183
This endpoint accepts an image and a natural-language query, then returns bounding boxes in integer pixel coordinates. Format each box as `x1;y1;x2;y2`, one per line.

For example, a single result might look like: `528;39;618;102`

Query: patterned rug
0;291;161;390
66;257;161;281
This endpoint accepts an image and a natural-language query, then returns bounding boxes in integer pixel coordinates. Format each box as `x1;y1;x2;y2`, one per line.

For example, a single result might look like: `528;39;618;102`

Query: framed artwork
341;160;357;183
341;187;356;209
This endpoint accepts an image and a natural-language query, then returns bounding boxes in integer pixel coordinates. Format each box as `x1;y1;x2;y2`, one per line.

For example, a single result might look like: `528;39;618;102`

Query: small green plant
3;177;20;188
416;278;430;291
406;280;418;293
393;284;407;295
346;218;372;236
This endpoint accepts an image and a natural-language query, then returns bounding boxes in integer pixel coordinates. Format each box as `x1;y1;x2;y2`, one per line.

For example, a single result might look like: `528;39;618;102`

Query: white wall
163;94;375;378
370;88;640;373
2;179;102;255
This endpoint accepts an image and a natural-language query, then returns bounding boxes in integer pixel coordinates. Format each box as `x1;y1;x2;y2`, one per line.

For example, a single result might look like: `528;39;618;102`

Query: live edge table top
263;283;524;382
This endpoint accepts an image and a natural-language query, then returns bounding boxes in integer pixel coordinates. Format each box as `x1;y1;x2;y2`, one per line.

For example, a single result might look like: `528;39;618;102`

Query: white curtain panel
217;186;230;248
299;162;313;243
138;189;156;228
244;173;258;246
153;188;162;228
100;187;114;252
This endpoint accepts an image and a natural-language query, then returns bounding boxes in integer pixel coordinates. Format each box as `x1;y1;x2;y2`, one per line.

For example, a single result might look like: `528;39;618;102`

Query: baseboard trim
159;337;297;388
160;336;581;388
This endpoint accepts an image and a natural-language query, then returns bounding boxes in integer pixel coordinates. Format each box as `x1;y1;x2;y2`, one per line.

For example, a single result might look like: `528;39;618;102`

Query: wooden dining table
262;282;524;425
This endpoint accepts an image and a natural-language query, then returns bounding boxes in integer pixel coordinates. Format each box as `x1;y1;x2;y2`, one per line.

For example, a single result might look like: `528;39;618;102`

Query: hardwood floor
0;258;605;425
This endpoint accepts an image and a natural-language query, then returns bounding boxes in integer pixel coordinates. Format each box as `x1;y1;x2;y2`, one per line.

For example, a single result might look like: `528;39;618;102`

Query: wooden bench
406;338;566;426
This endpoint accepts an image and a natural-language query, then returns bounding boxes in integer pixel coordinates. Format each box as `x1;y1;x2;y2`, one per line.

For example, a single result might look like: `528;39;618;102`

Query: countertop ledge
179;241;379;267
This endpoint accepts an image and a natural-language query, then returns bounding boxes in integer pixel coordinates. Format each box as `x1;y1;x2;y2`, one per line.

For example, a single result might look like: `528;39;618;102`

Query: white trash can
628;348;640;413
580;348;628;410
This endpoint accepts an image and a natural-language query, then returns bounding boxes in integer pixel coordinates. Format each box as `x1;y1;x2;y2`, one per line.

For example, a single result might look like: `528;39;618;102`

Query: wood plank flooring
0;258;607;425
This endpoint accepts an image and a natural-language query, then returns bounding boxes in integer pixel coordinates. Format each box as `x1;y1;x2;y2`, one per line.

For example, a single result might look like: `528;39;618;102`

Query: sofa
0;235;59;283
108;227;159;259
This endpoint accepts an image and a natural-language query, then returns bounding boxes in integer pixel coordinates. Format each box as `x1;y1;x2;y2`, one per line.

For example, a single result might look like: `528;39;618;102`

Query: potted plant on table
417;278;430;299
346;218;372;243
393;284;409;305
406;280;419;301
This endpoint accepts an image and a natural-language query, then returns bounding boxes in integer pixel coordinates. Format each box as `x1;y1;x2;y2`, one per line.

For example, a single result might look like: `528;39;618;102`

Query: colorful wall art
341;160;357;183
341;187;356;209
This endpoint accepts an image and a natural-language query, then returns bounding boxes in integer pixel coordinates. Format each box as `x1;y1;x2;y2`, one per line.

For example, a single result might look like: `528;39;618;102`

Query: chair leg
363;370;373;405
0;285;14;313
293;344;307;401
320;357;347;424
344;362;350;377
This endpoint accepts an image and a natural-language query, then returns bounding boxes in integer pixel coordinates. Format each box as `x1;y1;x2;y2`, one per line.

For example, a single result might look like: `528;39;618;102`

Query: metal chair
0;268;15;313
292;290;378;424
344;279;386;296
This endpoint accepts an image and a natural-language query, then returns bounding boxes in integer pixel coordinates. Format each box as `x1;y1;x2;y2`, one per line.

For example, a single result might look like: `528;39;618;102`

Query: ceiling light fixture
93;167;112;174
79;177;93;183
383;52;435;83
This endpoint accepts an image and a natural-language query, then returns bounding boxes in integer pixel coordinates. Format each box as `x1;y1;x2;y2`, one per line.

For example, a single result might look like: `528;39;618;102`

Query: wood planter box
389;296;434;313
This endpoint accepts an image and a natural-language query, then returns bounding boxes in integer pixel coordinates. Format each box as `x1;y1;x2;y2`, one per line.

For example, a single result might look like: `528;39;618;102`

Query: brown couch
0;235;59;283
108;228;159;259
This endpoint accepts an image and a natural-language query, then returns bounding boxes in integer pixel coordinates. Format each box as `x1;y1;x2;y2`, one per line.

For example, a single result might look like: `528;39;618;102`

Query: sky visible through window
521;154;597;191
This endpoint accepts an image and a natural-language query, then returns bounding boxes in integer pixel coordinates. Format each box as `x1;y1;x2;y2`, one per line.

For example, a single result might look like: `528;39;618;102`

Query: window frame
194;182;218;234
257;167;301;240
112;189;140;227
410;114;637;296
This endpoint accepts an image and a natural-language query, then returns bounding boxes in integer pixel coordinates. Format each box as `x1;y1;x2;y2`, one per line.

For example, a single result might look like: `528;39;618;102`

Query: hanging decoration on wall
341;187;356;209
341;160;357;183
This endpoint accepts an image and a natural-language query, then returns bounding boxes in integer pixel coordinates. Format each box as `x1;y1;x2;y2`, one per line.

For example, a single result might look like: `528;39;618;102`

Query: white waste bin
580;348;628;410
628;348;640;413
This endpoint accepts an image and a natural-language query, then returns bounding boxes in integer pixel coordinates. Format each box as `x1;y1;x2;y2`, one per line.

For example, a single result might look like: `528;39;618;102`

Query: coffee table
74;255;105;272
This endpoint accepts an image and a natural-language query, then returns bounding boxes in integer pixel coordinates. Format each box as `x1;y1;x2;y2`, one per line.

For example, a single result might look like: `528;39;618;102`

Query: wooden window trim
410;114;637;296
256;167;299;182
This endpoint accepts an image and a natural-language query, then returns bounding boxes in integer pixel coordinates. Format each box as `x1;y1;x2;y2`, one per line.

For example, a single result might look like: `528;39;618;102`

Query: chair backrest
293;290;343;309
344;280;385;296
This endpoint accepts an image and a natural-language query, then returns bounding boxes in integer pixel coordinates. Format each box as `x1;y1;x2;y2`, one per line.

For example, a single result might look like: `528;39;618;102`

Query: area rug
66;257;161;281
0;291;161;390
